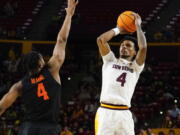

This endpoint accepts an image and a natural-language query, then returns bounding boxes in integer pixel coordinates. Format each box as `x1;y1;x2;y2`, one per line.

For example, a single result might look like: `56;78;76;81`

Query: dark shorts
18;122;60;135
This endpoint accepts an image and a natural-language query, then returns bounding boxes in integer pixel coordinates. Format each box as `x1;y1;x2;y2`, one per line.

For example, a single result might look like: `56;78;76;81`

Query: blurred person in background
60;126;73;135
169;129;175;135
146;128;154;135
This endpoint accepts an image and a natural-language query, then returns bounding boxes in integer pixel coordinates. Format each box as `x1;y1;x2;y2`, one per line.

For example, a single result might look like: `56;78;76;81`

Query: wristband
112;27;120;36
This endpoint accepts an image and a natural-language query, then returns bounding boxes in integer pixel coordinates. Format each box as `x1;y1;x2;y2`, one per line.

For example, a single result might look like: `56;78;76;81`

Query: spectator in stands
12;1;19;11
158;132;165;135
77;127;85;135
7;120;20;135
162;27;174;42
168;104;180;118
146;128;154;135
60;126;73;135
8;47;16;61
153;30;163;42
84;100;96;113
174;113;180;128
138;129;147;135
78;84;91;101
3;2;15;17
169;129;175;135
71;105;84;120
162;113;173;128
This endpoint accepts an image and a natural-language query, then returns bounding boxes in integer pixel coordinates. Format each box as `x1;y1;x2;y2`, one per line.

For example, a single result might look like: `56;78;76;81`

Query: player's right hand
65;0;78;16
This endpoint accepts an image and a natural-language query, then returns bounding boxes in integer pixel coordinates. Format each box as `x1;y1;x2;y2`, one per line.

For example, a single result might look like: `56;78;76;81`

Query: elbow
139;47;147;55
139;46;147;51
97;36;105;45
138;43;147;51
57;37;67;44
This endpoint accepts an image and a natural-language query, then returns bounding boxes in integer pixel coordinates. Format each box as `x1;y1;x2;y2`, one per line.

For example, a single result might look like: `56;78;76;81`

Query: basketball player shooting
0;0;78;135
95;13;147;135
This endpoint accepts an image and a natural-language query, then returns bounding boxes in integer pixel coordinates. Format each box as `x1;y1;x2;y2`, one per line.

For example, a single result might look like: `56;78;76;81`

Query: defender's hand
65;0;78;16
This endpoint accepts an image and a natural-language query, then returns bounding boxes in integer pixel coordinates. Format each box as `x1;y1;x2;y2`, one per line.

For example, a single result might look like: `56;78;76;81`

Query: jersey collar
118;58;131;64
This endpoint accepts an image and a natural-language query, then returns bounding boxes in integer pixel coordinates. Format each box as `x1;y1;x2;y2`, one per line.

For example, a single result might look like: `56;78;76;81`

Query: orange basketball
117;11;136;33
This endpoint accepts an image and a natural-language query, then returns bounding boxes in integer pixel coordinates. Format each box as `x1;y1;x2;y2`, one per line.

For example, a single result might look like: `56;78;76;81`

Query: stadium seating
71;0;168;36
0;0;45;38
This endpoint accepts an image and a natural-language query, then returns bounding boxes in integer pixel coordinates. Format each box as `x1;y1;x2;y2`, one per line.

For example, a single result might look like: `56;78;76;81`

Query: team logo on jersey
31;75;45;84
112;64;134;73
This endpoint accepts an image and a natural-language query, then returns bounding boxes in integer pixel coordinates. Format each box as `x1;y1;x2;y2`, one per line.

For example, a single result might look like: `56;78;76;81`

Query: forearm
0;83;21;116
98;29;116;43
56;14;72;48
136;25;147;49
135;24;147;65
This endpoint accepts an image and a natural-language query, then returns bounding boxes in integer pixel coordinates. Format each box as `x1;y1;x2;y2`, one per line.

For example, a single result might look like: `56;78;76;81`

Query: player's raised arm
97;27;129;56
97;29;116;56
134;13;147;65
48;0;78;71
0;81;22;116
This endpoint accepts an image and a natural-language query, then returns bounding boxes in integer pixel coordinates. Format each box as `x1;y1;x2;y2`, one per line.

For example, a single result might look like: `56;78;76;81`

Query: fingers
75;0;79;5
132;13;141;19
67;0;78;6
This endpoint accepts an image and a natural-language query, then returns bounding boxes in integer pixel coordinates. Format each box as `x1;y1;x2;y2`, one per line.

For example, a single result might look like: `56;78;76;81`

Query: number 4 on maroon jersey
116;72;127;87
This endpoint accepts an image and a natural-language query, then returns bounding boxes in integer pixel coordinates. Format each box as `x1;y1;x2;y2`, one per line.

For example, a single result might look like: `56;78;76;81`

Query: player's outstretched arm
0;81;22;116
97;27;129;56
134;13;147;65
48;0;78;71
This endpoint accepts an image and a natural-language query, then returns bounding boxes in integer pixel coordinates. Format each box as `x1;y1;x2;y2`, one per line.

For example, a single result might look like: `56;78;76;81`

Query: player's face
120;40;136;59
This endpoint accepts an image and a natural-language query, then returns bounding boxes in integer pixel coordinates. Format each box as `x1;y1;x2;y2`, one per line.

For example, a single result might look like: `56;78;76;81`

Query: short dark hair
120;36;138;51
17;51;42;76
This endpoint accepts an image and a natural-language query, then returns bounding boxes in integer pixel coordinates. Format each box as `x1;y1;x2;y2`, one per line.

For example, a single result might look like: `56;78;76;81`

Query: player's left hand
132;13;142;26
65;0;78;17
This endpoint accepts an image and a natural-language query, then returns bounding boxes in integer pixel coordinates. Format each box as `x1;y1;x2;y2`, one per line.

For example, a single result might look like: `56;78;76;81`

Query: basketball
117;11;136;33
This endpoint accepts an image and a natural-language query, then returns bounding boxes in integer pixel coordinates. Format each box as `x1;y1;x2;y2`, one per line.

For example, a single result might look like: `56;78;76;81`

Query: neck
120;55;132;61
29;69;41;76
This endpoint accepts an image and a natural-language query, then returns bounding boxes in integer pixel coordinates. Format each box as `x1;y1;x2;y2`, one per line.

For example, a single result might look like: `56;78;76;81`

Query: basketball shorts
18;122;60;135
95;103;135;135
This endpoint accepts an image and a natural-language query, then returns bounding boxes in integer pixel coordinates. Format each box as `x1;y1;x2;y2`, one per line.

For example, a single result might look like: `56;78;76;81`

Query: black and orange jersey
21;67;61;124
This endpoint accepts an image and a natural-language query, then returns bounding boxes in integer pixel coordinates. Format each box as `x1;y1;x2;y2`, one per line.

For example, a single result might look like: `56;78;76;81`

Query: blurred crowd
153;25;180;42
0;0;24;39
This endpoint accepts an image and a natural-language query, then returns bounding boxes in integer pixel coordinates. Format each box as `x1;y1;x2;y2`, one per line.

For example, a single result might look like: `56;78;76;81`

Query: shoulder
131;60;145;73
15;81;23;90
10;81;23;96
102;51;116;63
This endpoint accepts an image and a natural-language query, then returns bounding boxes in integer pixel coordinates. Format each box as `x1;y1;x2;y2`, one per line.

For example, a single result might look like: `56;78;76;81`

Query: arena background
0;0;180;135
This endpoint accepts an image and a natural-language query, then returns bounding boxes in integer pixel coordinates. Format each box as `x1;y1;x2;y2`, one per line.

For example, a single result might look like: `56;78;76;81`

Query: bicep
135;47;147;66
97;37;111;56
53;42;66;62
48;43;66;71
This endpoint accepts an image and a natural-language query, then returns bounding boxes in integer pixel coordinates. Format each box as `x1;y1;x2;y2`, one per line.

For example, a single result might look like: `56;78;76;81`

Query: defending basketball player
0;0;78;135
95;13;147;135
